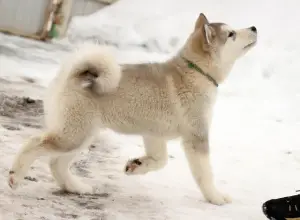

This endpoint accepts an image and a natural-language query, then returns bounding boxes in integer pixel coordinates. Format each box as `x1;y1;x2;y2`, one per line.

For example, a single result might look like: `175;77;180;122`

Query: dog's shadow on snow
52;190;110;210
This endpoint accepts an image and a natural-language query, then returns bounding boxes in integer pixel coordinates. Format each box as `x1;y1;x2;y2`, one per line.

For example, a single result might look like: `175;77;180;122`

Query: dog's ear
195;13;212;46
203;24;213;45
195;13;209;30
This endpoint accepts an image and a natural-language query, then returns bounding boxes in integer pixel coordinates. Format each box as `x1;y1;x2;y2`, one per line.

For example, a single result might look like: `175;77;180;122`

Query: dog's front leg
182;134;231;205
124;136;168;175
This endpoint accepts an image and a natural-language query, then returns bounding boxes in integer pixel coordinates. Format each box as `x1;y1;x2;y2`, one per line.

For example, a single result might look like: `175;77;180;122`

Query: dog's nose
250;26;257;33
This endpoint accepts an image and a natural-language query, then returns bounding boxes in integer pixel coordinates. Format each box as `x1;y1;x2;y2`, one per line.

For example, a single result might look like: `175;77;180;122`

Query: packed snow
0;0;300;219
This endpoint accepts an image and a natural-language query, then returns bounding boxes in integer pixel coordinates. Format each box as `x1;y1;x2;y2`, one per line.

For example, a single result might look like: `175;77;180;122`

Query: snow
0;0;300;219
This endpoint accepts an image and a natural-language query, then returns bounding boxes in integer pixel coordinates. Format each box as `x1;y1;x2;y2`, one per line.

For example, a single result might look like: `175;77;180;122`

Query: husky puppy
8;13;257;205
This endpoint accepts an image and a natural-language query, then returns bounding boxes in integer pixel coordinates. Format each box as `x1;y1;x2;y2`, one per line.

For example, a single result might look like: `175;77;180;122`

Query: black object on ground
262;193;300;220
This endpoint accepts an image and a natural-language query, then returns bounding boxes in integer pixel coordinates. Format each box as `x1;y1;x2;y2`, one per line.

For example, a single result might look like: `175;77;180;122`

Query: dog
8;13;257;206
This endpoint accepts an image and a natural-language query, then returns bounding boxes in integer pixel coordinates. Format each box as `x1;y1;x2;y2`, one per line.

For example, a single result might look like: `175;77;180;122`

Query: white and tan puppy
8;13;257;205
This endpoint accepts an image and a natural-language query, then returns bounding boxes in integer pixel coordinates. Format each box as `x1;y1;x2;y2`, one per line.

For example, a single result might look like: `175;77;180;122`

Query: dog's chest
175;76;217;112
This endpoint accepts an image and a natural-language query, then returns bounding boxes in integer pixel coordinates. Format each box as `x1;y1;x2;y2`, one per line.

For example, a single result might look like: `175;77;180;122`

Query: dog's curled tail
65;43;121;95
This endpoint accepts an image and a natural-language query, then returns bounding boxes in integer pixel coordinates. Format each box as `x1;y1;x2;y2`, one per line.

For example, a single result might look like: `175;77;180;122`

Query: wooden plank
40;0;57;40
0;0;50;35
0;0;119;40
72;0;107;17
0;28;44;40
0;0;55;41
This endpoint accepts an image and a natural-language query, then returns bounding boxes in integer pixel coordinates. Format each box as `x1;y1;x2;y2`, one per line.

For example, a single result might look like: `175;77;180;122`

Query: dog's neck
180;56;219;87
177;48;233;85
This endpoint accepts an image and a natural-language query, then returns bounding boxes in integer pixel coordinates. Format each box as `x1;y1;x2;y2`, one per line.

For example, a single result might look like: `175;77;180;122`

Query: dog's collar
181;56;218;87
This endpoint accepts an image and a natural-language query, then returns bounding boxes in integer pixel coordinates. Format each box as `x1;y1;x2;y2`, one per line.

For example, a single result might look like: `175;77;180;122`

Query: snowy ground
0;0;300;219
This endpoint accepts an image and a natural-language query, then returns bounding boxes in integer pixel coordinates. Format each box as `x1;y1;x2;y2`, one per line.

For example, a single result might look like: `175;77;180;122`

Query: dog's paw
8;171;19;190
124;158;144;175
64;186;94;195
124;156;167;175
204;190;232;205
125;156;157;175
63;179;94;195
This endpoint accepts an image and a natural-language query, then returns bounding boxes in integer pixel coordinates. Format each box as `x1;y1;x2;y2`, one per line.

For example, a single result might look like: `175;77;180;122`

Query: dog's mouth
243;41;257;49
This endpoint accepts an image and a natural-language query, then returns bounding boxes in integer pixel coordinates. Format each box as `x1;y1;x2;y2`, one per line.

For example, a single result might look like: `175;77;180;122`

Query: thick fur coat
8;13;257;205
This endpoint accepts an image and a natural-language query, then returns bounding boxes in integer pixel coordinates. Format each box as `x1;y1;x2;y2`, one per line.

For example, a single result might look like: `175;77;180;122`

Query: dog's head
184;13;257;83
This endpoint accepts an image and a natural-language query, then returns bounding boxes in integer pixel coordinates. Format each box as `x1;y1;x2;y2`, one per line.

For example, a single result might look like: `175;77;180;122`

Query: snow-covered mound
67;0;298;53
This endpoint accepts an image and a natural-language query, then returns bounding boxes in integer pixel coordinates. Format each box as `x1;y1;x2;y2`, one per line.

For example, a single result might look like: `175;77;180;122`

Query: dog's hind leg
182;134;231;205
8;133;64;189
124;136;168;175
7;132;90;191
49;136;95;194
49;153;93;194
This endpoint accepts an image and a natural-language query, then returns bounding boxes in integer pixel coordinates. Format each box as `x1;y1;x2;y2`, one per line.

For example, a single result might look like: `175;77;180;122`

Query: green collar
181;56;218;87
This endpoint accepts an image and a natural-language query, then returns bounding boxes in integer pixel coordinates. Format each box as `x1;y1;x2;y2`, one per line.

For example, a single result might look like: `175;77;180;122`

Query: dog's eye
228;31;235;38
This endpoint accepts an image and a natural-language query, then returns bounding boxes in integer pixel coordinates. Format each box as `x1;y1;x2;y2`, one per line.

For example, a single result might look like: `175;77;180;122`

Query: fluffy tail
63;43;121;95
